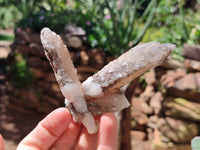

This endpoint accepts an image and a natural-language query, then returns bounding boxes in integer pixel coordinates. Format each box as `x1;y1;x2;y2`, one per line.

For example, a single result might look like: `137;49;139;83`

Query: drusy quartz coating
40;27;175;134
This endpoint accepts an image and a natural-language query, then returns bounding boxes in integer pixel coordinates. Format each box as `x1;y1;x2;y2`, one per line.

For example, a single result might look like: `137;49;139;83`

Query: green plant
18;9;70;33
74;0;158;56
0;34;14;41
10;54;34;88
2;0;47;18
0;1;21;29
0;0;69;31
16;0;70;33
142;0;198;62
187;10;200;45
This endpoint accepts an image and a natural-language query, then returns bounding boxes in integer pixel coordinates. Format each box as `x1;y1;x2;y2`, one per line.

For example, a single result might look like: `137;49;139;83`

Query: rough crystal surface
41;28;175;134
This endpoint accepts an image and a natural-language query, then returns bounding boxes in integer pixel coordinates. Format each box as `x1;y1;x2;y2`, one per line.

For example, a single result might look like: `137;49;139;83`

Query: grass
0;34;14;41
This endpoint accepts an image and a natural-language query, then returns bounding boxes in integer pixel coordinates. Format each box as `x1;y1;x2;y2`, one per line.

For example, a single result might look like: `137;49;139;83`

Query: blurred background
0;0;200;149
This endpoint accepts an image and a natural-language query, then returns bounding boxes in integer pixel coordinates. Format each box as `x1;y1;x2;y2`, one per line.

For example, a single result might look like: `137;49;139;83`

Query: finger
0;134;5;150
97;113;118;150
75;126;98;150
17;108;72;150
50;121;82;150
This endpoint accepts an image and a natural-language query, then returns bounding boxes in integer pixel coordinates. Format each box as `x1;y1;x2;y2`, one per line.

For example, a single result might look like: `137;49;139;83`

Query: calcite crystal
41;28;98;133
40;27;175;134
83;42;176;98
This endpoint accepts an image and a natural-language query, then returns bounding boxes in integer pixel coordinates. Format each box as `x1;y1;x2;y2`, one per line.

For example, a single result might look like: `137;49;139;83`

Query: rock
168;144;192;150
65;24;86;36
131;107;149;125
157;117;198;143
144;69;156;85
41;95;61;107
131;140;152;150
160;58;183;69
77;72;93;82
147;115;159;129
37;81;51;91
154;143;191;150
43;88;64;101
140;85;155;102
70;52;79;64
76;66;97;82
12;43;46;59
36;101;56;113
149;92;163;115
155;67;167;81
106;56;116;63
0;45;11;58
77;66;98;73
11;89;41;110
166;73;200;101
151;129;172;150
134;83;144;96
29;43;45;58
54;92;64;100
131;119;146;131
184;59;200;71
8;100;36;114
161;69;186;88
65;36;83;48
13;44;31;56
147;128;154;140
44;73;56;82
88;48;106;69
29;68;46;79
163;97;200;121
80;50;89;65
27;57;51;71
13;38;27;45
182;44;200;61
51;83;60;93
15;29;41;44
131;130;146;141
132;97;153;115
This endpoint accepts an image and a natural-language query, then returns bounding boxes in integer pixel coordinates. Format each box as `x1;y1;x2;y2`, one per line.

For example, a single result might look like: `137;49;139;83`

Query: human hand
0;134;4;150
16;108;118;150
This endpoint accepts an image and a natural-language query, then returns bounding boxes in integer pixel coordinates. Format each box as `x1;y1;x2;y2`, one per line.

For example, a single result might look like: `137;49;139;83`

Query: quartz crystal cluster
40;28;175;134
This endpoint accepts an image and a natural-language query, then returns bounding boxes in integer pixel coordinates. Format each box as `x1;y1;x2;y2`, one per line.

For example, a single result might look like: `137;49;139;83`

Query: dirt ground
0;32;47;150
0;93;45;150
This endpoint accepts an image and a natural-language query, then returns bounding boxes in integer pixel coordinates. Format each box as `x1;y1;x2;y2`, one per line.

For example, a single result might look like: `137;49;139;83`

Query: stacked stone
130;44;200;150
7;25;106;114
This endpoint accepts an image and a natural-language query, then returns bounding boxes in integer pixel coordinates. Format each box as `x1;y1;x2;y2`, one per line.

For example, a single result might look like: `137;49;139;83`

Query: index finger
17;108;72;150
97;113;118;150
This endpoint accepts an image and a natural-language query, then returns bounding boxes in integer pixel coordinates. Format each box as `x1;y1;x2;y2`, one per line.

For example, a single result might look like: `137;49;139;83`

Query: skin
0;108;118;150
0;134;4;150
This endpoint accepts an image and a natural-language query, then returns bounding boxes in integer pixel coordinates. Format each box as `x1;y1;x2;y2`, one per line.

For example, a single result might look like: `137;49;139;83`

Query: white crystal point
41;27;98;134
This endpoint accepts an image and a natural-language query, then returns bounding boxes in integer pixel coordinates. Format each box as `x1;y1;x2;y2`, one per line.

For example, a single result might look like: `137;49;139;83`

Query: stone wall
130;44;200;149
7;27;200;149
